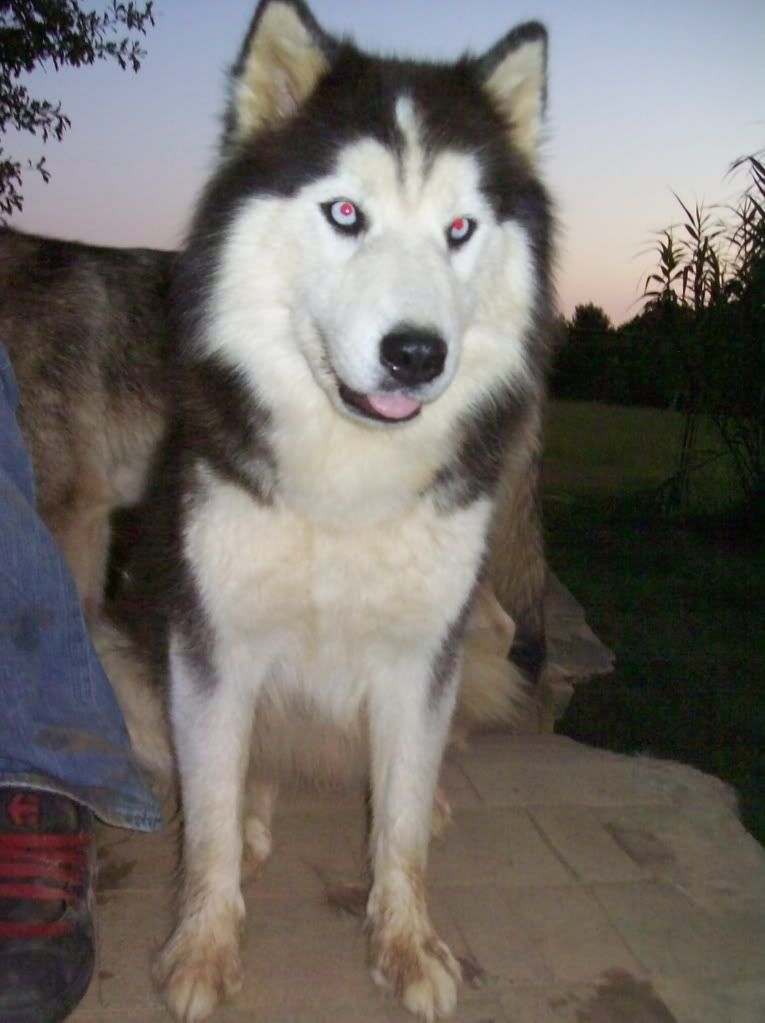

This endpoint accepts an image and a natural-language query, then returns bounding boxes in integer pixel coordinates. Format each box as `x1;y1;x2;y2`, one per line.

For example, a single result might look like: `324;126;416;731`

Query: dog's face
184;0;551;430
289;109;498;425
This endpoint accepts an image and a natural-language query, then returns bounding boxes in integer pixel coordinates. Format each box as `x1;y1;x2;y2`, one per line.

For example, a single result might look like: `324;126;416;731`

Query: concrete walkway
71;734;765;1022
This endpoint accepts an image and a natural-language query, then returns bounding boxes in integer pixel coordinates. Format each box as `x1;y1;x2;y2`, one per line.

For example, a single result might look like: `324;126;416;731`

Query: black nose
379;328;447;387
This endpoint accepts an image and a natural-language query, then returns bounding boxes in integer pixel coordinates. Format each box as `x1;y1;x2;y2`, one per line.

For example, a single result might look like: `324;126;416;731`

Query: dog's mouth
338;383;422;424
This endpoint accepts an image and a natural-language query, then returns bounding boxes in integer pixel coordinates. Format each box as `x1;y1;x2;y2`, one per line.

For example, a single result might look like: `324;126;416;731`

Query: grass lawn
543;401;765;845
543;400;739;505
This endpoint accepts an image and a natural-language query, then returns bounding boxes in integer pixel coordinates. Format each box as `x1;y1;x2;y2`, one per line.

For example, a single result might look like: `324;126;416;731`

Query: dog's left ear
227;0;334;144
477;22;548;164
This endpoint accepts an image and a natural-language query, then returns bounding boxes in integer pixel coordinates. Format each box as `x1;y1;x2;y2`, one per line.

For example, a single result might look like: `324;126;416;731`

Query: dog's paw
154;930;242;1022
372;929;461;1020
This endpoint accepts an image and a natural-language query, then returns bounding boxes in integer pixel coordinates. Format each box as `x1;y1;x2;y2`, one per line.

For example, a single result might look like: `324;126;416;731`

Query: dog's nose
379;328;447;387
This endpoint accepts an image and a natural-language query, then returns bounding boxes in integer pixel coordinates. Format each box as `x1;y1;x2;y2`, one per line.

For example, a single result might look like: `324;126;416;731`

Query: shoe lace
0;832;90;939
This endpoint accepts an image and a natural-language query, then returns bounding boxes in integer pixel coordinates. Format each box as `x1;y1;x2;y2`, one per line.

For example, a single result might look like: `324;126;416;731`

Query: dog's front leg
155;637;257;1023
367;654;462;1020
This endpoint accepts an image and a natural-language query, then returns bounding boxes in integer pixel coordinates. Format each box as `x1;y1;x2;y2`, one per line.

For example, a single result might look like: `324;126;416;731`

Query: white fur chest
183;470;491;720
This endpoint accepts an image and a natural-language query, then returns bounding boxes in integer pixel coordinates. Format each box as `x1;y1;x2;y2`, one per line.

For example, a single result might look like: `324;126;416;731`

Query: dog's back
0;227;175;613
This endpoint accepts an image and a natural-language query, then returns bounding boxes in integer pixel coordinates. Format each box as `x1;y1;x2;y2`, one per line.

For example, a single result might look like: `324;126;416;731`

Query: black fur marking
108;432;205;679
431;387;528;511
429;580;480;707
181;356;276;505
110;352;276;692
189;31;554;283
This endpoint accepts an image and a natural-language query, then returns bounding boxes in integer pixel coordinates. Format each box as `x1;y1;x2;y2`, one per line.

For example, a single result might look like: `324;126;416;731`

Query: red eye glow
327;198;359;229
322;198;366;234
448;216;474;245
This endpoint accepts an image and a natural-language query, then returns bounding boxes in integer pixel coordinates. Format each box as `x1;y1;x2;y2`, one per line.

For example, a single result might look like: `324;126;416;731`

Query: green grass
543;401;765;845
543;400;742;509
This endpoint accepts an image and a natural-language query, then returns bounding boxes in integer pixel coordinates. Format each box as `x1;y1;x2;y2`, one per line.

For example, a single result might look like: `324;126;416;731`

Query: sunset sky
10;0;765;325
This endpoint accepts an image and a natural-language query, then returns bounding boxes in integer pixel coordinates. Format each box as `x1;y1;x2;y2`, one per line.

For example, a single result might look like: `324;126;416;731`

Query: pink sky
12;0;765;325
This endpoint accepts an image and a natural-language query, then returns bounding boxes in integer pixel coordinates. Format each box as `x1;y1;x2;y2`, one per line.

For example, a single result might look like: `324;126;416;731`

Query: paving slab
69;734;765;1022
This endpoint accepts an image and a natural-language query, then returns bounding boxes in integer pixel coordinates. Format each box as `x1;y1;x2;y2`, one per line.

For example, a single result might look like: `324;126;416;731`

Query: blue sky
11;0;765;324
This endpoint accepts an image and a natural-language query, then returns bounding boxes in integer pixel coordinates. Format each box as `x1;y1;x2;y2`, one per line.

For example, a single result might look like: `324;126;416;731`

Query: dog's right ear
477;22;548;166
226;0;333;145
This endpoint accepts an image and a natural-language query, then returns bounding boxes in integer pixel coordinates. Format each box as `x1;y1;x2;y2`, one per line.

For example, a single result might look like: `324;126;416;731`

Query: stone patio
70;733;765;1022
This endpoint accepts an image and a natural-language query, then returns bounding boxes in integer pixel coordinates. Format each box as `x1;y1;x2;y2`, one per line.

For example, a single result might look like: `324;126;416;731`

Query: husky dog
0;229;546;682
0;228;174;617
0;228;541;695
101;0;555;1018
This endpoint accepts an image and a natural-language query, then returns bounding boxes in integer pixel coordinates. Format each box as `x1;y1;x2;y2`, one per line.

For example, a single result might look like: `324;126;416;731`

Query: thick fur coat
10;2;555;1020
0;228;174;616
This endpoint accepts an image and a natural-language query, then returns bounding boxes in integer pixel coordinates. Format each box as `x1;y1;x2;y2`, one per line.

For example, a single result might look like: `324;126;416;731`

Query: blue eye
446;216;477;248
322;199;366;235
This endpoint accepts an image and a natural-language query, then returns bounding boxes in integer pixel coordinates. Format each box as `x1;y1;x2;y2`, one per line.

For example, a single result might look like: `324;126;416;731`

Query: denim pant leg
0;342;161;831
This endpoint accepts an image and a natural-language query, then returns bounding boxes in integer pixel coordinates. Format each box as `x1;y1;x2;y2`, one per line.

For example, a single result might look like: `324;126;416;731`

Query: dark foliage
550;302;678;408
551;153;765;509
0;0;154;216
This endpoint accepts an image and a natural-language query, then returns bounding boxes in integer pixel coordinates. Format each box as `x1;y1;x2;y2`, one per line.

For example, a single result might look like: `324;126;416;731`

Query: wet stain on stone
550;991;578;1011
323;880;368;917
97;857;137;890
575;970;678;1022
605;823;676;870
459;955;488;989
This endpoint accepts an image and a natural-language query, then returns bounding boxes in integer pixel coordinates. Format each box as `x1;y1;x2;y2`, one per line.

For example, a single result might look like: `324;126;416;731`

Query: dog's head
182;0;552;430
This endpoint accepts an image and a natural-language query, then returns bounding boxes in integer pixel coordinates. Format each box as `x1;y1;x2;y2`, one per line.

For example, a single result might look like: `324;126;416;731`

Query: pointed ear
228;0;333;143
477;22;548;164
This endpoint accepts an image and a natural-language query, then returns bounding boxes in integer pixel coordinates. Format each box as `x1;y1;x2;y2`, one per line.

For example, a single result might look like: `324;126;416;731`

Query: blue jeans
0;343;161;831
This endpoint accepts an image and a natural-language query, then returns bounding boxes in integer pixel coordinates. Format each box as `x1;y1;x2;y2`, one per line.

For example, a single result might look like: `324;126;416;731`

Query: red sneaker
0;789;95;1023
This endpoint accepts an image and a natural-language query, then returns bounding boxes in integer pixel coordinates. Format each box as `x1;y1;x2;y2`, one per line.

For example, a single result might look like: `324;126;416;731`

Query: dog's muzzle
336;326;448;425
335;325;447;425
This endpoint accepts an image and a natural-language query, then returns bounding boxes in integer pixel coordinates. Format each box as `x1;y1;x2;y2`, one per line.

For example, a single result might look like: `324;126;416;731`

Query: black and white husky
103;1;554;1018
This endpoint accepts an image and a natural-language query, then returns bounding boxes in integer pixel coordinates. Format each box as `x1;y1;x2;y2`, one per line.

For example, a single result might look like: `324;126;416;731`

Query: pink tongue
365;392;421;420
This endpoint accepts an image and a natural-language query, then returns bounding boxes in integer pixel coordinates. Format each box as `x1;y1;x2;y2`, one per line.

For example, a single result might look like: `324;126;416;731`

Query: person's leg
0;341;161;831
0;341;161;1022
